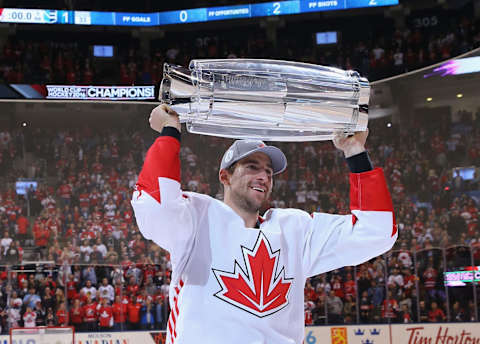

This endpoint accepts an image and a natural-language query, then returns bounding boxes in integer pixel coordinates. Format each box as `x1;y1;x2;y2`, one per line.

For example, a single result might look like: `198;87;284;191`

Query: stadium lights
426;97;433;102
386;122;392;128
457;93;463;98
21;121;28;127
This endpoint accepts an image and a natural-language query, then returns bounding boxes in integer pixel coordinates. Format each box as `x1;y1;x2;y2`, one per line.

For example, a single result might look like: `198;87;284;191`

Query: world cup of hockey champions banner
3;84;156;101
46;85;155;100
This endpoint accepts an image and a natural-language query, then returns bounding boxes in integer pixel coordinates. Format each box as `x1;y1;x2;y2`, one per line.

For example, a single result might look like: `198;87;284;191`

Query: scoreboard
0;8;72;24
0;0;398;27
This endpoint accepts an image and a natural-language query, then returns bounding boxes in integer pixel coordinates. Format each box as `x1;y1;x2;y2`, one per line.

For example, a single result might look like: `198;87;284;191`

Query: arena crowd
0;105;478;332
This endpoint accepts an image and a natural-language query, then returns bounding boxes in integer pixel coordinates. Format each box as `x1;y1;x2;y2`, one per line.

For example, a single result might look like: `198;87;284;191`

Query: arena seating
1;11;479;85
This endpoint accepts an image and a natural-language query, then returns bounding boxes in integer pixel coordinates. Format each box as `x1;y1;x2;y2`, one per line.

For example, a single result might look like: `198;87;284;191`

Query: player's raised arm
302;129;397;277
131;105;206;271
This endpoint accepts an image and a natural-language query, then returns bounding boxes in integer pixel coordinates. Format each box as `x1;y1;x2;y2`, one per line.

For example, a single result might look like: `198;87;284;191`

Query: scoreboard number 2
273;2;281;15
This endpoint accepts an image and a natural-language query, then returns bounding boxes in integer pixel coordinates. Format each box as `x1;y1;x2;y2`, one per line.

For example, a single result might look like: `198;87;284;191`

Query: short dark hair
220;163;237;193
226;162;237;175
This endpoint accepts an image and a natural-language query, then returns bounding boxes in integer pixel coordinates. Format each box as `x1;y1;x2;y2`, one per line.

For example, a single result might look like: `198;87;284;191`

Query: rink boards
1;323;479;344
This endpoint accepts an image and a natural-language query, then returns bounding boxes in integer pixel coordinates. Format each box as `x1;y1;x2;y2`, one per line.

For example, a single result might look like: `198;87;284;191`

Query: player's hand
333;129;368;158
149;104;181;133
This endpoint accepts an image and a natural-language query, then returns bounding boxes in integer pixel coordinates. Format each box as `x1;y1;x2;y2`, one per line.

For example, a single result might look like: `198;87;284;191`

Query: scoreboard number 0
180;10;188;22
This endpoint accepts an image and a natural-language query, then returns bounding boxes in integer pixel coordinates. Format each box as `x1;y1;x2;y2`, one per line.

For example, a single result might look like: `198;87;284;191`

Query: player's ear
219;168;231;187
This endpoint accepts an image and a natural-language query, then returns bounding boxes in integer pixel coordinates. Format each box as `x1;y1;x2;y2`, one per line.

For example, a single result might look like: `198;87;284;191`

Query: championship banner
46;85;155;100
3;84;156;101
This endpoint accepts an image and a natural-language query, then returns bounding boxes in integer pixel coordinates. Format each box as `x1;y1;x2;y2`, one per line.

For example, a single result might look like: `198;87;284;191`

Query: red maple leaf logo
212;232;293;317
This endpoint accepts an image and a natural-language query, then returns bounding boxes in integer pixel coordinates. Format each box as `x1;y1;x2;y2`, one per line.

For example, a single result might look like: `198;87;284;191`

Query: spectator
343;273;356;299
98;278;115;303
45;307;57;326
97;297;114;331
367;280;384;322
69;299;83;332
82;295;98;332
22;288;41;309
56;302;69;326
82;266;98;286
127;295;141;330
381;291;399;323
326;291;343;324
6;300;21;331
66;274;78;301
112;295;127;331
343;294;356;324
140;298;155;330
452;301;466;322
387;267;404;290
42;286;55;311
94;237;107;261
79;240;93;263
4;241;20;264
34;300;46;326
359;291;372;323
419;300;429;323
398;303;413;323
9;290;23;309
0;231;12;255
422;264;444;302
22;306;37;328
314;292;326;321
81;280;97;301
428;301;446;322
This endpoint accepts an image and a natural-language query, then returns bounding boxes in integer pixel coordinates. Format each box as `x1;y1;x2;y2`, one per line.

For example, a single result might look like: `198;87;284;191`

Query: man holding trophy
131;59;397;344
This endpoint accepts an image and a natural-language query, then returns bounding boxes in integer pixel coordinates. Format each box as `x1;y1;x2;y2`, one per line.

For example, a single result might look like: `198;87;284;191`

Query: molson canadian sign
0;331;166;344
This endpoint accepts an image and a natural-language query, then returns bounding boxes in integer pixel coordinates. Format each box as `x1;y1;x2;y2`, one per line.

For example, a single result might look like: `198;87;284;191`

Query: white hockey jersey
131;135;397;344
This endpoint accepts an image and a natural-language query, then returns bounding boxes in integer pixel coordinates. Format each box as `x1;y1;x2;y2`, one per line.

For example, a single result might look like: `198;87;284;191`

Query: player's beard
230;185;270;214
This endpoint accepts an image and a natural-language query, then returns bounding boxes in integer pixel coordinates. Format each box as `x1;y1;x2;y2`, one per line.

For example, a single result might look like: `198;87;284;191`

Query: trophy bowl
160;59;369;142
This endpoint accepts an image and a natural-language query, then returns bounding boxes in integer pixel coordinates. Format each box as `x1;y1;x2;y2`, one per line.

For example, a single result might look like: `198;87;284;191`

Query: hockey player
132;104;397;344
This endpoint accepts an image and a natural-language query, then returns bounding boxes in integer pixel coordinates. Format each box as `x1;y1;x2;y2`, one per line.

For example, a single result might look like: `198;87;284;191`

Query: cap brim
231;146;287;175
256;146;287;175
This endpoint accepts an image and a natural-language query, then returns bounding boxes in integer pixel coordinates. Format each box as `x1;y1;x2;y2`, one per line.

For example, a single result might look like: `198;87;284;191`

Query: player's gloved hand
149;104;181;133
333;129;368;158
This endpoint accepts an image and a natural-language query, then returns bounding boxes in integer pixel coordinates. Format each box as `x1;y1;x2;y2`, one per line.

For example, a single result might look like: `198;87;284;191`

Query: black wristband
346;151;373;173
160;126;181;142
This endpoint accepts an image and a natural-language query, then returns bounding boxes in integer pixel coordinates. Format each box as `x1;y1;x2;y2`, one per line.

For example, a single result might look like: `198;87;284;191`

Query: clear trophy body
160;59;369;141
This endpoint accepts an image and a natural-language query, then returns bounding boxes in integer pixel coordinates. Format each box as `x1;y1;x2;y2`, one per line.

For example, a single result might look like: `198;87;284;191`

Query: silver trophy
160;59;369;141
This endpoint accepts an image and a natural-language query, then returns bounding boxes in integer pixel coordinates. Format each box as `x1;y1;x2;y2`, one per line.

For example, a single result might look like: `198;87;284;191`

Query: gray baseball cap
220;139;287;175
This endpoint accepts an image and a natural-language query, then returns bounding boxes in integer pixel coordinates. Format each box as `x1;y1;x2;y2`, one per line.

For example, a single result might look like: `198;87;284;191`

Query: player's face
225;152;273;213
